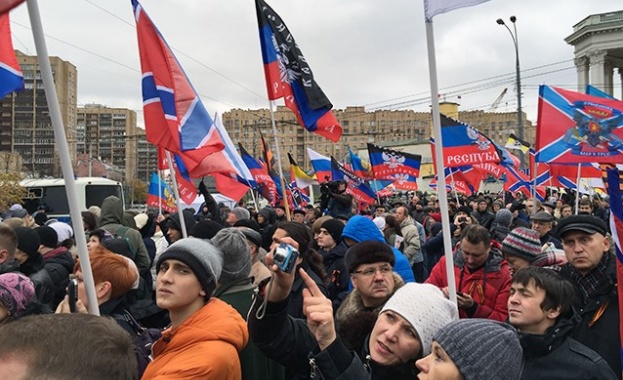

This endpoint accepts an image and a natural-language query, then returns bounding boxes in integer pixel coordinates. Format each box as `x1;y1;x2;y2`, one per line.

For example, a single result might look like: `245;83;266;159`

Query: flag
331;157;376;205
288;153;316;188
171;154;197;206
535;85;623;164
431;114;501;168
260;132;278;177
288;180;310;208
604;165;623;374
601;164;623;193
132;0;224;175
586;84;616;100
424;0;491;21
504;165;545;200
255;0;342;142
239;143;276;203
505;133;530;154
348;148;373;179
367;143;422;180
146;173;177;213
0;13;23;99
0;0;25;15
307;147;332;183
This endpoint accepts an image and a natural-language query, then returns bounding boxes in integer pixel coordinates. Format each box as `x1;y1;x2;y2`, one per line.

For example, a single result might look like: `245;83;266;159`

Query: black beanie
15;227;41;258
344;240;395;273
320;219;344;245
35;226;58;249
189;220;223;240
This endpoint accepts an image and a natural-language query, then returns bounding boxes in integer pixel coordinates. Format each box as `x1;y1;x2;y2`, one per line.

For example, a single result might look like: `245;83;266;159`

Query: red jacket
425;247;511;321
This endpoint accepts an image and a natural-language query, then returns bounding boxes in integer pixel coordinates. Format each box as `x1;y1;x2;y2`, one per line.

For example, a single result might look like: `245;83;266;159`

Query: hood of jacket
99;196;124;226
520;317;575;359
154;298;248;358
453;245;505;272
169;210;197;231
342;215;385;244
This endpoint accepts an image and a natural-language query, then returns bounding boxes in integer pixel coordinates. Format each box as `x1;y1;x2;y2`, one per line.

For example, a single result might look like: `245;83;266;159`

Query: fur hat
211;228;252;284
494;209;513;228
48;221;73;244
0;272;35;317
456;206;472;216
189;220;223;240
344;240;395;273
381;283;458;356
321;219;345;245
35;226;58;249
433;319;523;380
14;227;40;258
156;238;223;300
502;227;541;262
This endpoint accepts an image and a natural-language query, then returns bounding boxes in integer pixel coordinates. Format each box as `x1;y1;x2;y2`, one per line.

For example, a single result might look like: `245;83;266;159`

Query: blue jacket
342;216;415;283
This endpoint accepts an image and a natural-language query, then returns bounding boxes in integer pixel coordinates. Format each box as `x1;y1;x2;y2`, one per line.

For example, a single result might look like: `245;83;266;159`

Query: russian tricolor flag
307;148;332;184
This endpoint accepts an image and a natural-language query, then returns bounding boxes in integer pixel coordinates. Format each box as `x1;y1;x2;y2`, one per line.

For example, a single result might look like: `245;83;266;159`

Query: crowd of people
0;181;619;379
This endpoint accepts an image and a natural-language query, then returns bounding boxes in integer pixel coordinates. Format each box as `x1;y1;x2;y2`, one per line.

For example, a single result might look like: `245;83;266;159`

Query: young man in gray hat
557;214;621;377
530;211;562;249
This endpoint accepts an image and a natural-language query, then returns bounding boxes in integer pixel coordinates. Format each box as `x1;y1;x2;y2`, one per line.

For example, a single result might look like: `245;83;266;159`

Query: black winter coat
520;318;617;380
42;248;74;308
321;242;349;310
20;254;54;306
560;254;622;378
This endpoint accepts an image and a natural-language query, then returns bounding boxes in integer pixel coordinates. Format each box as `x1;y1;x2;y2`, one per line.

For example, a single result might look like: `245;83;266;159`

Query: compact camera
458;216;467;223
273;243;300;273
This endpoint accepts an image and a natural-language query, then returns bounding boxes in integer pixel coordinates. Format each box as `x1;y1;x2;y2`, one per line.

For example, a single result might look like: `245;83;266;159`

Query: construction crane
488;88;508;112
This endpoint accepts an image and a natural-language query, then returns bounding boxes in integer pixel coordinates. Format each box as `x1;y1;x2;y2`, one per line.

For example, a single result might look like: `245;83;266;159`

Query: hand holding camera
265;237;301;303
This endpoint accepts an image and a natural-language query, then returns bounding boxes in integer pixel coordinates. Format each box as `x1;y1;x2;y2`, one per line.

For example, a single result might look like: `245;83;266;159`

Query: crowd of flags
2;0;623;210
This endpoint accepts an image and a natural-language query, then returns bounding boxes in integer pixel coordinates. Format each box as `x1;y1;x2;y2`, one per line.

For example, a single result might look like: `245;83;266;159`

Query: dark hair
579;199;592;208
512;267;574;317
0;224;17;258
460;224;491;248
384;215;402;235
89;229;109;243
276;221;327;283
81;211;98;231
0;313;137;379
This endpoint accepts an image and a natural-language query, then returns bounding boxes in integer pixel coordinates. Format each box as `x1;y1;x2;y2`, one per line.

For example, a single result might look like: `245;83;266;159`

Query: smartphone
67;278;78;313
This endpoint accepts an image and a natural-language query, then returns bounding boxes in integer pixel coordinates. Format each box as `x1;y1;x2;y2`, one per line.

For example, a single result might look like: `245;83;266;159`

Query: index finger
299;268;324;297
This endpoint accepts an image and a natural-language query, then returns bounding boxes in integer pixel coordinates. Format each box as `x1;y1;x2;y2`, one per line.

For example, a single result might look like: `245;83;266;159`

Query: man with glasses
531;211;562;249
335;240;404;353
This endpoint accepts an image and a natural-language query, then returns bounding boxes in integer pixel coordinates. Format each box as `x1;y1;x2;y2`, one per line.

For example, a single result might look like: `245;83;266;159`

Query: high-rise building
76;105;138;181
0;50;77;177
222;105;534;172
136;128;159;183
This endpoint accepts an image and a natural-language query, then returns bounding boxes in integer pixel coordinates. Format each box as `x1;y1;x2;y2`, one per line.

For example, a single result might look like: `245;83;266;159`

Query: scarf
568;252;610;306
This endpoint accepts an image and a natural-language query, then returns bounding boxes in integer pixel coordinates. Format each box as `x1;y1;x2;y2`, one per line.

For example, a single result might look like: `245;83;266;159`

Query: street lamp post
497;16;524;168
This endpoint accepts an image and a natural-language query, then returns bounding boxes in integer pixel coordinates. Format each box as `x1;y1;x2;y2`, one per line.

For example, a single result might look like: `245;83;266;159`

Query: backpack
114;226;138;261
112;311;162;378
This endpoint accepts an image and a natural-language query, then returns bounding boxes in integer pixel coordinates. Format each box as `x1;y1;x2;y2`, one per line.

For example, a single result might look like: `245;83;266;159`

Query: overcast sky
8;0;622;129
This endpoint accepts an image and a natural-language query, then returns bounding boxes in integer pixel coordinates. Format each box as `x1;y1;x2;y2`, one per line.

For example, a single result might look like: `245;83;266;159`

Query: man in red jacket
425;224;511;321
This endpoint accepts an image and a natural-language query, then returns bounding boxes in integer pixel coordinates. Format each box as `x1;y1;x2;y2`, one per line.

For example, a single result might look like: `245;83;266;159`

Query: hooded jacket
425;246;511;321
342;216;415;283
399;215;422;264
99;196;150;273
142;298;249;380
520;318;617;380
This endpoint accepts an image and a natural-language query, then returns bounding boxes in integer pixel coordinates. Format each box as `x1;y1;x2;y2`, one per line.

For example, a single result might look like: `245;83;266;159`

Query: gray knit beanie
433;319;523;380
211;228;252;284
381;283;458;356
494;209;513;228
156;238;223;300
232;207;251;221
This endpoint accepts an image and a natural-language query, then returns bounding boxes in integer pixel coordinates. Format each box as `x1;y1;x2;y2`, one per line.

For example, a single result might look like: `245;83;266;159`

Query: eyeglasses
353;265;392;277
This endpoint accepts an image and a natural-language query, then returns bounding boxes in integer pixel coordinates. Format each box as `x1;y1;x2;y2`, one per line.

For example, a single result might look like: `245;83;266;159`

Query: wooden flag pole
268;101;291;220
575;163;581;215
165;151;188;238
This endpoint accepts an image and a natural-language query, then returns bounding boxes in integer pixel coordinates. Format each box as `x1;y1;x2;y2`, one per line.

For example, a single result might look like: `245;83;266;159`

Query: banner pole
268;101;291;220
165;151;188;238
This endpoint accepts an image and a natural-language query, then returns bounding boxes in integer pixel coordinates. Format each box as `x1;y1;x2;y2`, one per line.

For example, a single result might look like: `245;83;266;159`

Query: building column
619;67;623;100
604;60;614;96
589;50;607;92
574;56;589;92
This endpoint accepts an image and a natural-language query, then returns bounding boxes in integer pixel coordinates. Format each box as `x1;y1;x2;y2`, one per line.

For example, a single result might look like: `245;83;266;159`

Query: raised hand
301;268;336;351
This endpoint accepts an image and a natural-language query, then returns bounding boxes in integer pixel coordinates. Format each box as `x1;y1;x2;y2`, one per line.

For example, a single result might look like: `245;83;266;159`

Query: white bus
21;177;124;222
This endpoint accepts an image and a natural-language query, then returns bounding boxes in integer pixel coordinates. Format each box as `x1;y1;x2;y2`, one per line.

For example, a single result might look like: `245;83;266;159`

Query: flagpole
158;171;163;216
426;20;457;305
165;150;188;238
532;156;537;214
268;100;291;220
27;0;100;316
448;171;460;205
575;162;581;215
